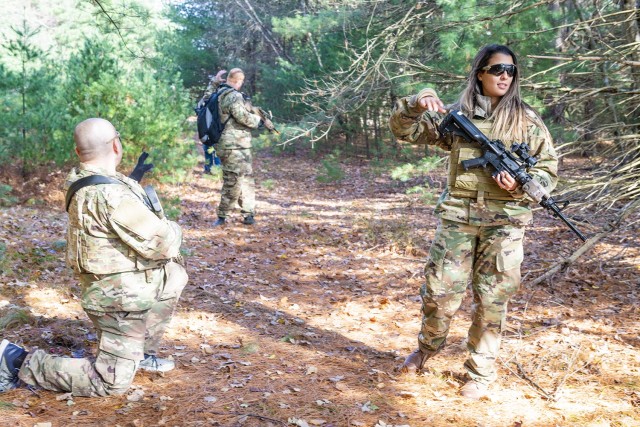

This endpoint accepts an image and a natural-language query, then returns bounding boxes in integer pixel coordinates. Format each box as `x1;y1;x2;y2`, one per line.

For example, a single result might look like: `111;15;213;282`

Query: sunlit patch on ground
1;155;639;426
23;286;84;320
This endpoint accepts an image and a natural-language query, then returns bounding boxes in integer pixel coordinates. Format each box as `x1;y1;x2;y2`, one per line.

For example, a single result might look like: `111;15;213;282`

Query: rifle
439;110;587;241
251;106;281;135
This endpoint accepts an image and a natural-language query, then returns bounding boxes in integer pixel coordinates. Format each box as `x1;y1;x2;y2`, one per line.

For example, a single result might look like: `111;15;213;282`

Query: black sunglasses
481;63;517;77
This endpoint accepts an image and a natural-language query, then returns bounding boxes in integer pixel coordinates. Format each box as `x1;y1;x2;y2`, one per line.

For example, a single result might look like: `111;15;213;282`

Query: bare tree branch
90;0;146;59
234;0;294;64
528;198;640;287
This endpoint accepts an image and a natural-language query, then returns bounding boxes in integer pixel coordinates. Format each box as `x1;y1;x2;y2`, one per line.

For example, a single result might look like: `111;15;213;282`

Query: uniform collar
79;163;126;180
473;94;493;119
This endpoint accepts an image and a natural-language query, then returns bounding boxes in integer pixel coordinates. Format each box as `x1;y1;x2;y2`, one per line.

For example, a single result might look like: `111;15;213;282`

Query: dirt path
1;152;639;426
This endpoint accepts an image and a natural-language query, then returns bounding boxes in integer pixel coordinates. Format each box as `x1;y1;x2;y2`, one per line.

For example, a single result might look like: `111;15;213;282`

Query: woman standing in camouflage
389;45;558;399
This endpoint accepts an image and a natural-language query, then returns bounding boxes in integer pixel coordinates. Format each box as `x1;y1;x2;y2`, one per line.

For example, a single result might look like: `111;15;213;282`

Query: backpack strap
65;175;122;212
216;86;236;123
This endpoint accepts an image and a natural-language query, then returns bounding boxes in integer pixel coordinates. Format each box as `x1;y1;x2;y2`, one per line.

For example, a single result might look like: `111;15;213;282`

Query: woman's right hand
418;96;446;114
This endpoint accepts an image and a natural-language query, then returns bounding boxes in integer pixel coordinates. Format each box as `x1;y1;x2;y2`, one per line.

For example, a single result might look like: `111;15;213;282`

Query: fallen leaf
335;382;349;392
288;417;309;427
361;401;378;412
127;389;145;402
55;393;73;401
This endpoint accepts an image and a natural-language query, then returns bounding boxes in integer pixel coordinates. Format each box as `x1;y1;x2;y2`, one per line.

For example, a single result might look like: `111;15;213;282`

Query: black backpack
195;85;234;146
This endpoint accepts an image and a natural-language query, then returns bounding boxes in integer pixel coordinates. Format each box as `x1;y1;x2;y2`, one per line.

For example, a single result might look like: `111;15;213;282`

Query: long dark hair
459;44;545;142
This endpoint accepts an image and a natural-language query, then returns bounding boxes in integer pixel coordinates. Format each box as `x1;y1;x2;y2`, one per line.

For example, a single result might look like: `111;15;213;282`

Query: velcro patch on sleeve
111;197;160;241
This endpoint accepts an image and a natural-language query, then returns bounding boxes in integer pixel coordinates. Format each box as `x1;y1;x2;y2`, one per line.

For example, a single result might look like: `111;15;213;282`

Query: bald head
73;118;122;173
73;118;119;162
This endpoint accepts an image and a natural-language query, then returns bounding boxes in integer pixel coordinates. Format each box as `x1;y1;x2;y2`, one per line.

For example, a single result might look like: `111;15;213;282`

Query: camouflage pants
217;148;255;218
18;262;188;397
419;218;524;384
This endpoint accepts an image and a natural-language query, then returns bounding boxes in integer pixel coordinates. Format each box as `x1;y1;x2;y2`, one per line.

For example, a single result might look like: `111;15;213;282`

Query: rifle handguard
521;179;549;204
252;106;279;134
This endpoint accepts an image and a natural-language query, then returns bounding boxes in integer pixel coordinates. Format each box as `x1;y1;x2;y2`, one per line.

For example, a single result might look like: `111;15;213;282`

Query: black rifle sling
65;175;122;212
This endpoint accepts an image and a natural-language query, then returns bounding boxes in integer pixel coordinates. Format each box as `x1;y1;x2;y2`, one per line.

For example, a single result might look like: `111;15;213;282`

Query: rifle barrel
546;202;587;241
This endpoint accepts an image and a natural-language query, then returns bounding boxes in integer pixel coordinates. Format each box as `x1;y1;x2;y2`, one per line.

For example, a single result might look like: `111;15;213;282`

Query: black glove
129;151;154;182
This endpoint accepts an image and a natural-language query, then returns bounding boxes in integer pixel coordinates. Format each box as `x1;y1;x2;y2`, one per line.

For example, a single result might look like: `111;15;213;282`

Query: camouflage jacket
389;92;558;227
217;87;262;150
65;164;183;276
199;78;220;106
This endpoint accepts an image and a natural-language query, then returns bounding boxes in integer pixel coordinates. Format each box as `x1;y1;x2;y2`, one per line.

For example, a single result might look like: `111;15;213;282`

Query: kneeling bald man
0;118;188;396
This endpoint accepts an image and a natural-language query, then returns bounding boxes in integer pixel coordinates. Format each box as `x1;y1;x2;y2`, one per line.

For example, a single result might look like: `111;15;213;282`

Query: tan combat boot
400;340;446;374
399;349;430;374
460;380;489;400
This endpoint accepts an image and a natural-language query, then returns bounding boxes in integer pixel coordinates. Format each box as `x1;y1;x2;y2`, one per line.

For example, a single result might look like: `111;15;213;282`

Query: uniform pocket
425;241;447;281
80;235;136;274
159;261;188;301
111;198;162;241
82;270;161;312
496;242;524;272
454;147;490;191
94;352;116;386
94;352;136;394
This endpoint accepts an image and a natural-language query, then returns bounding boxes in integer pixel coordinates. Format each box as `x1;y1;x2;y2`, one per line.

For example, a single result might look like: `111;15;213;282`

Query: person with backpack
197;69;227;173
0;118;188;396
212;68;273;226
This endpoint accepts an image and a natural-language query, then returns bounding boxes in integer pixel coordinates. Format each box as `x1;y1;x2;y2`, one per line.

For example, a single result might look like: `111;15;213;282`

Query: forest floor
0;147;639;427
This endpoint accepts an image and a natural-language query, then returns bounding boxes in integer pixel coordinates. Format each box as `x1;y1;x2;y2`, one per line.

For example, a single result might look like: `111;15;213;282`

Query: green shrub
161;195;182;220
0;308;32;330
0;240;6;272
203;166;223;182
406;185;437;205
0;36;196;180
0;400;16;410
253;130;283;151
261;179;276;190
390;156;442;182
0;185;17;207
316;150;345;183
368;156;395;177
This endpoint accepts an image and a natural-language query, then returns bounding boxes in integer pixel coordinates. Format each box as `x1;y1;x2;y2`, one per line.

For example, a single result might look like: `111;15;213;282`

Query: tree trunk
620;0;640;89
364;107;370;158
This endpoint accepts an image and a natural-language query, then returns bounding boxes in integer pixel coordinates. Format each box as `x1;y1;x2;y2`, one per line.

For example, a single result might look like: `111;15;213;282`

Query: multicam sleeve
388;92;451;151
202;80;221;102
228;92;262;129
526;121;559;196
108;195;183;261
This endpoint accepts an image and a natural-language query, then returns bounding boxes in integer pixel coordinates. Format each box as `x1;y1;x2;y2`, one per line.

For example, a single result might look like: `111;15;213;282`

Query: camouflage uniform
17;164;188;396
201;75;227;101
389;92;558;384
216;86;262;219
